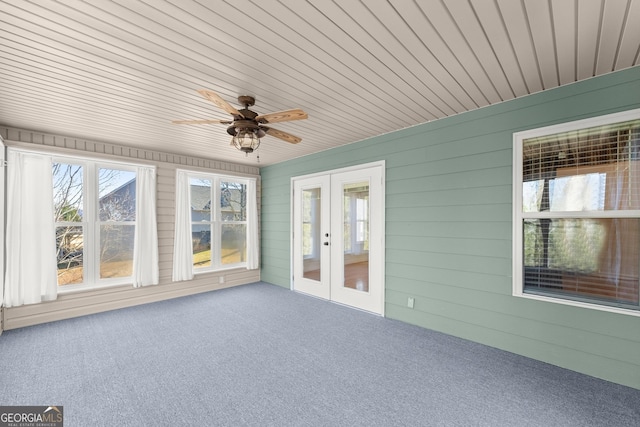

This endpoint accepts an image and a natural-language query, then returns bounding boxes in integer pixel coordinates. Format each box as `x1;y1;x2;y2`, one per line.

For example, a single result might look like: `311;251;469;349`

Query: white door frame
290;161;385;315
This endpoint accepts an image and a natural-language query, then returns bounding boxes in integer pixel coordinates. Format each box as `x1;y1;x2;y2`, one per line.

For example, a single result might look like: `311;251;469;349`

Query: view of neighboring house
99;178;136;221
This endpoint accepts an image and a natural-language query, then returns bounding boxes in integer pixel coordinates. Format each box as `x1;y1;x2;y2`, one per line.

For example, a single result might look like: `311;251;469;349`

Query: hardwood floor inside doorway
303;261;369;292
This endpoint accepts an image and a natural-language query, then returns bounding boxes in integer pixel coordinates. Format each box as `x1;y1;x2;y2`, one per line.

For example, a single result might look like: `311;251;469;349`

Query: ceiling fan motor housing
227;105;266;138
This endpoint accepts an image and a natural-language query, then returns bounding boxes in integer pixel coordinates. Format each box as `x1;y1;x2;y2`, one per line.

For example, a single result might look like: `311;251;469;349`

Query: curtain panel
172;170;194;281
4;150;58;307
132;166;159;287
246;178;259;270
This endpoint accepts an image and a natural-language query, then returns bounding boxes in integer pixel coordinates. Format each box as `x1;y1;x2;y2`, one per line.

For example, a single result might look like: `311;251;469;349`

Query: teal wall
260;66;640;390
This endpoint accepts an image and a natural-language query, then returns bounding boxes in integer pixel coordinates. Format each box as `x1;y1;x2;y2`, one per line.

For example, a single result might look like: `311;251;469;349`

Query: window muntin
514;112;640;313
53;160;137;289
189;175;249;271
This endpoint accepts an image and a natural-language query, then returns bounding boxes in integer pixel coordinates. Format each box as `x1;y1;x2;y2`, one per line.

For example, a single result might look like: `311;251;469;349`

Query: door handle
323;242;329;246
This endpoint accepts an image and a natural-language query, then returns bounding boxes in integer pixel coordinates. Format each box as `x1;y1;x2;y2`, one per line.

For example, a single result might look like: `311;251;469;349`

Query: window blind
520;118;640;309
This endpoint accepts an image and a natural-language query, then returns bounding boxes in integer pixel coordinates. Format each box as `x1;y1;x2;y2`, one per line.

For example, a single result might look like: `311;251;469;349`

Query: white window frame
355;194;368;244
513;108;640;317
188;171;252;273
53;155;139;292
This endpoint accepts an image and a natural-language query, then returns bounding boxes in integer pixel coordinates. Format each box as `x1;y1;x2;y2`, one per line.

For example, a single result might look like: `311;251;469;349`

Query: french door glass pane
221;224;246;265
303;188;321;281
99;224;134;279
56;225;84;286
343;182;369;292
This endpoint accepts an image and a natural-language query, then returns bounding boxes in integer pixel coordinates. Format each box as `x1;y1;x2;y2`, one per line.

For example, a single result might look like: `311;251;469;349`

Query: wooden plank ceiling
1;0;639;166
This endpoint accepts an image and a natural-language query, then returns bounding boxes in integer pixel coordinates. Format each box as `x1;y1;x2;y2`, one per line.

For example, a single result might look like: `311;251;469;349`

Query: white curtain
4;150;58;307
172;170;194;281
132;166;159;287
0;137;5;308
246;178;259;270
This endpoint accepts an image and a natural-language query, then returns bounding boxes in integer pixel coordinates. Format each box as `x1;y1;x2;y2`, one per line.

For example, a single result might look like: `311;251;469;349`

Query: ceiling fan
172;90;308;155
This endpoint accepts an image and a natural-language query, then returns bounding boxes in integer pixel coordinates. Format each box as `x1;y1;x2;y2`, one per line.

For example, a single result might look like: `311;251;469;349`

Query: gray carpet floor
0;282;639;426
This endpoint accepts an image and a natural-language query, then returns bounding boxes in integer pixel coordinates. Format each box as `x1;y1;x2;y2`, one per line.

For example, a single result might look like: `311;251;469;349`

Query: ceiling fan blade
263;126;302;144
197;89;243;117
256;109;308;124
171;119;232;125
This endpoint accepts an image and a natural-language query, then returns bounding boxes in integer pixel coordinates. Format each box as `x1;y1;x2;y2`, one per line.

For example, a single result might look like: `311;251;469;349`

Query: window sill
57;280;132;296
513;291;640;317
193;265;248;276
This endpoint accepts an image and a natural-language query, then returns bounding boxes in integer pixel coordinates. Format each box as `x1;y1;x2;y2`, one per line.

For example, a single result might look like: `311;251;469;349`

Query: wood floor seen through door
303;261;369;292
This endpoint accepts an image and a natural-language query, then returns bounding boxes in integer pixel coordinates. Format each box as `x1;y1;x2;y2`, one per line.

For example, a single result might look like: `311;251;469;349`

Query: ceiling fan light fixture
231;127;261;155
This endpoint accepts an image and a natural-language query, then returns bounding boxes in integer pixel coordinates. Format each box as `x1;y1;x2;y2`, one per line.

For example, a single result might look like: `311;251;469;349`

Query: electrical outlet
219;276;225;284
407;297;415;309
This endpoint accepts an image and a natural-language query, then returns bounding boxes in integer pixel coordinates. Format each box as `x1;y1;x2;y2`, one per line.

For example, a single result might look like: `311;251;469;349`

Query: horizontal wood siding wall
260;66;640;390
1;127;260;330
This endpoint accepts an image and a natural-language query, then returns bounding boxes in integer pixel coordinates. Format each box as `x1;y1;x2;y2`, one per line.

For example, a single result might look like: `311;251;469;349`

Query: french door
292;163;384;314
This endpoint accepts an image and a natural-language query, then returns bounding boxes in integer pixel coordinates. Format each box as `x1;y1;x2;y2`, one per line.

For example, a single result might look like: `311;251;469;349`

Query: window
188;173;251;272
513;109;640;314
343;183;369;255
4;148;157;307
54;160;138;289
355;195;369;245
302;188;321;259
